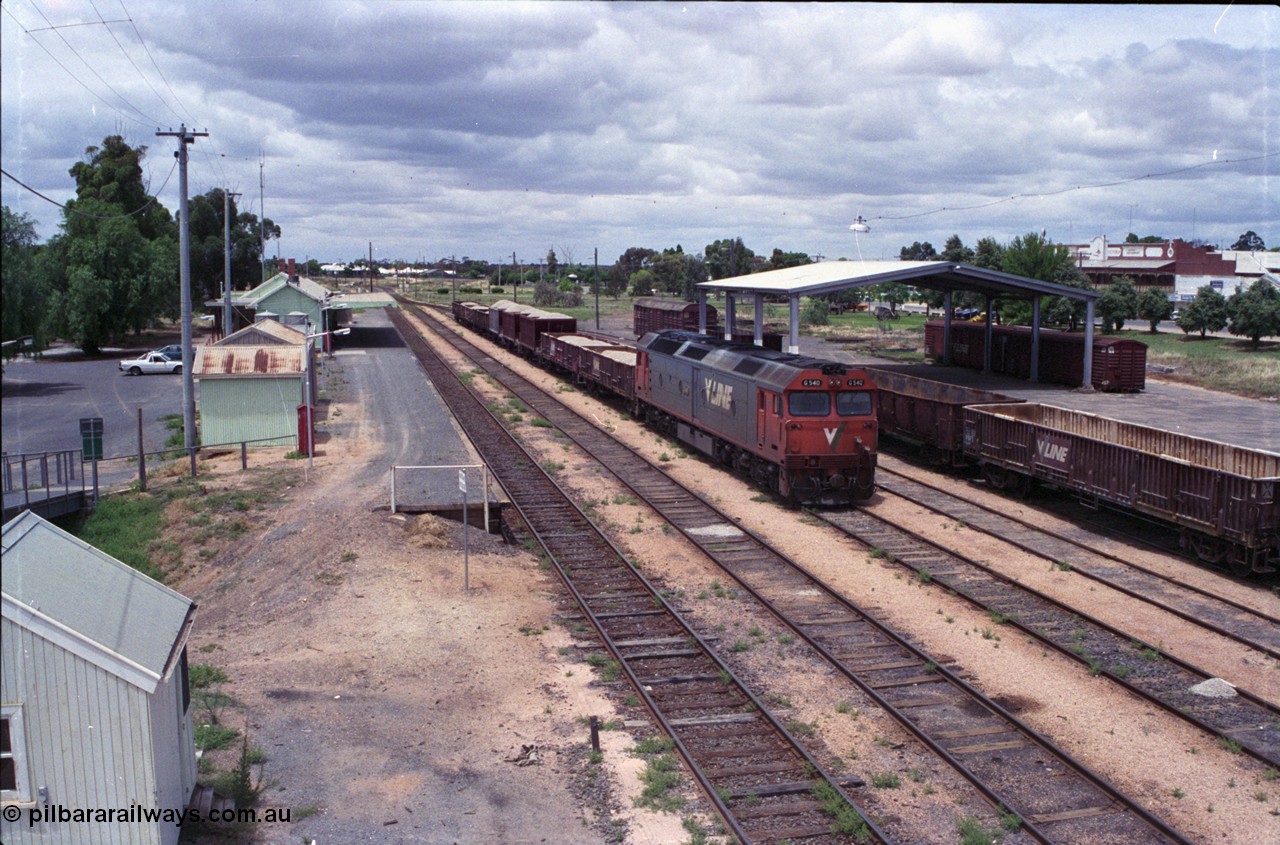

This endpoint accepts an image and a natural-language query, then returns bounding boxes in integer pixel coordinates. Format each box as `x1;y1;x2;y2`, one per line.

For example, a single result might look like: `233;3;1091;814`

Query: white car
119;352;183;375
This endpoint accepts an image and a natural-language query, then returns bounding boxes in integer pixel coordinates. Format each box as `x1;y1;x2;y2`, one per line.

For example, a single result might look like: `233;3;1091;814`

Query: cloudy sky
2;2;1276;269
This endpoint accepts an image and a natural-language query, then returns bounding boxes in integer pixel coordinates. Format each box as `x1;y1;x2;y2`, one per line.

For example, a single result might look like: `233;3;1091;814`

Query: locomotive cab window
788;391;830;416
837;391;873;416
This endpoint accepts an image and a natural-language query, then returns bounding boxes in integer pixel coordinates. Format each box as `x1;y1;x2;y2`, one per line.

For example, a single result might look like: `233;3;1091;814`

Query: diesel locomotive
636;331;877;504
450;301;879;505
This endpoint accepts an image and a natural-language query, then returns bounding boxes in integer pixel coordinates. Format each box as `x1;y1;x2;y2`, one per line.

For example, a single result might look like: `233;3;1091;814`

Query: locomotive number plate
846;379;865;387
801;378;823;387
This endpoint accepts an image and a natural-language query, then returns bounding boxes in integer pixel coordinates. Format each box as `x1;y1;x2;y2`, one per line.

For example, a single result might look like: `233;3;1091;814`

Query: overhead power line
10;0;161;127
89;0;186;126
1;161;178;219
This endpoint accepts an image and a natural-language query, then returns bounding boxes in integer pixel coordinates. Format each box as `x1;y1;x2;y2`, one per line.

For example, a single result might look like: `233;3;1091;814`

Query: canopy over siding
1;512;196;692
697;260;1100;384
698;260;1100;303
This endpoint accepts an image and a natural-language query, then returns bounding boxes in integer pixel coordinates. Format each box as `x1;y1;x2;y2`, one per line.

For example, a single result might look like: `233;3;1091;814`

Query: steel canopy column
942;290;953;366
753;293;764;346
1030;296;1041;382
724;294;736;341
982;295;993;373
1083;298;1095;388
788;296;800;354
698;289;709;334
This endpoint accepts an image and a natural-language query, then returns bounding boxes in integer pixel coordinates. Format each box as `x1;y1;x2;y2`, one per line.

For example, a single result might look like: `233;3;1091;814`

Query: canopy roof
698;260;1098;303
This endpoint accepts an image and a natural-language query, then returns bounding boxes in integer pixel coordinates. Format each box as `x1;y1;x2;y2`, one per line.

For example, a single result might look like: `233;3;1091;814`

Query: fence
2;449;85;518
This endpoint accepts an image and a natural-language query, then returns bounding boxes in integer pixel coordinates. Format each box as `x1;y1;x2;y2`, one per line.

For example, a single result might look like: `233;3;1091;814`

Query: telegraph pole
223;189;241;338
157;125;208;459
259;154;267;281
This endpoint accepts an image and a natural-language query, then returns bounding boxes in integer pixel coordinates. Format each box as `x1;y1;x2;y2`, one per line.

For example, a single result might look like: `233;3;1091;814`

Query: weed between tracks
810;780;871;841
630;735;686;813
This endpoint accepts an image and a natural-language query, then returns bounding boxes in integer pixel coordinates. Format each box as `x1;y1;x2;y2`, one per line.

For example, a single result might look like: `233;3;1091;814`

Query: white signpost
459;469;469;591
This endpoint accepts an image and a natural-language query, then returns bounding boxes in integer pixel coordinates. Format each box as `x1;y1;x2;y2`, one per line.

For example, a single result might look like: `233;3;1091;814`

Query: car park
119;352;183;375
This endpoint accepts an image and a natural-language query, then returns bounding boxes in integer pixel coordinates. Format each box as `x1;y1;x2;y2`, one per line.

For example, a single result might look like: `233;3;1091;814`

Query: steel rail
818;496;1280;768
402;300;1194;845
876;460;1280;660
388;305;887;845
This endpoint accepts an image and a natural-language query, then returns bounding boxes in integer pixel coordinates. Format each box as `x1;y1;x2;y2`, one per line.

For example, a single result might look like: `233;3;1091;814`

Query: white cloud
2;2;1276;264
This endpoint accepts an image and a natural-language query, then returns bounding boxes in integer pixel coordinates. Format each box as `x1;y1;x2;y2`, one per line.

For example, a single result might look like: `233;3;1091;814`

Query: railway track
819;488;1280;769
876;459;1280;662
388;306;885;845
395;299;1192;845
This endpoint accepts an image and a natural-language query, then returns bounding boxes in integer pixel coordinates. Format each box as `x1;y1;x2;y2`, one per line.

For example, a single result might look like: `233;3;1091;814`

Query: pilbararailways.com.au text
6;803;294;827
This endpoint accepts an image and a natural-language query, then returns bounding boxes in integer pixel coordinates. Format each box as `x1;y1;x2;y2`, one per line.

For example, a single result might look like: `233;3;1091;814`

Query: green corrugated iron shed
194;323;313;448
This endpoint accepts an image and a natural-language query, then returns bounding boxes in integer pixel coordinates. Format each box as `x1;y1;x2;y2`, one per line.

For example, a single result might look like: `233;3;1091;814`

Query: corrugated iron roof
217;320;306;346
195;345;304;376
1;512;196;691
698;260;1099;302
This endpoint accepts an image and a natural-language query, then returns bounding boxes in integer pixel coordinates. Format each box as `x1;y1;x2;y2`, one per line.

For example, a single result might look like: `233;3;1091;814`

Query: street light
303;326;351;470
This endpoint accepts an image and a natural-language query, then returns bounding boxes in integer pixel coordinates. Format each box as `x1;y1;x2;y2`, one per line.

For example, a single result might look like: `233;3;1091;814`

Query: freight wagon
539;333;638;399
488;300;575;356
452;300;490;333
963;402;1279;575
869;369;1023;467
634;298;719;337
924;321;1147;391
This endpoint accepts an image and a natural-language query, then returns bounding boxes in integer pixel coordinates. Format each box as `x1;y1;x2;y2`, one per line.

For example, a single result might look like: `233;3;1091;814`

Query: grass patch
1137;330;1280;398
810;780;870;840
195;723;240;751
957;815;997;845
189;664;229;689
70;494;167;580
631;736;684;813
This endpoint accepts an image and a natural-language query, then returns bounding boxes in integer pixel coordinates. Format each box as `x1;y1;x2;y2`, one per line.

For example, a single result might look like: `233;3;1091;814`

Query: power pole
512;252;518;302
259;154;267;281
369;242;374;293
223;189;242;338
594;247;600;330
157;125;209;460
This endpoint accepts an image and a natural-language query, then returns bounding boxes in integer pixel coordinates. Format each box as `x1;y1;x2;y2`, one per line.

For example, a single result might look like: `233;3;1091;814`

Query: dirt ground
177;368;691;843
172;307;1280;845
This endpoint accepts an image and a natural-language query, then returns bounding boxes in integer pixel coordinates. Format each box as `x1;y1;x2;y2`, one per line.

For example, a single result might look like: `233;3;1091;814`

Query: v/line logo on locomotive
824;422;847;449
703;377;734;411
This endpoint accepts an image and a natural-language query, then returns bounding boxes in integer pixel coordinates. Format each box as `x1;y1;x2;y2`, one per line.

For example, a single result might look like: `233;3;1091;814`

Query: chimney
288;258;297;280
278;259;287;275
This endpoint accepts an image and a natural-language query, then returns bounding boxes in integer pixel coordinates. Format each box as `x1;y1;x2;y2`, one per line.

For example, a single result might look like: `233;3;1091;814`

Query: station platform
791;335;1280;454
330;307;506;524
